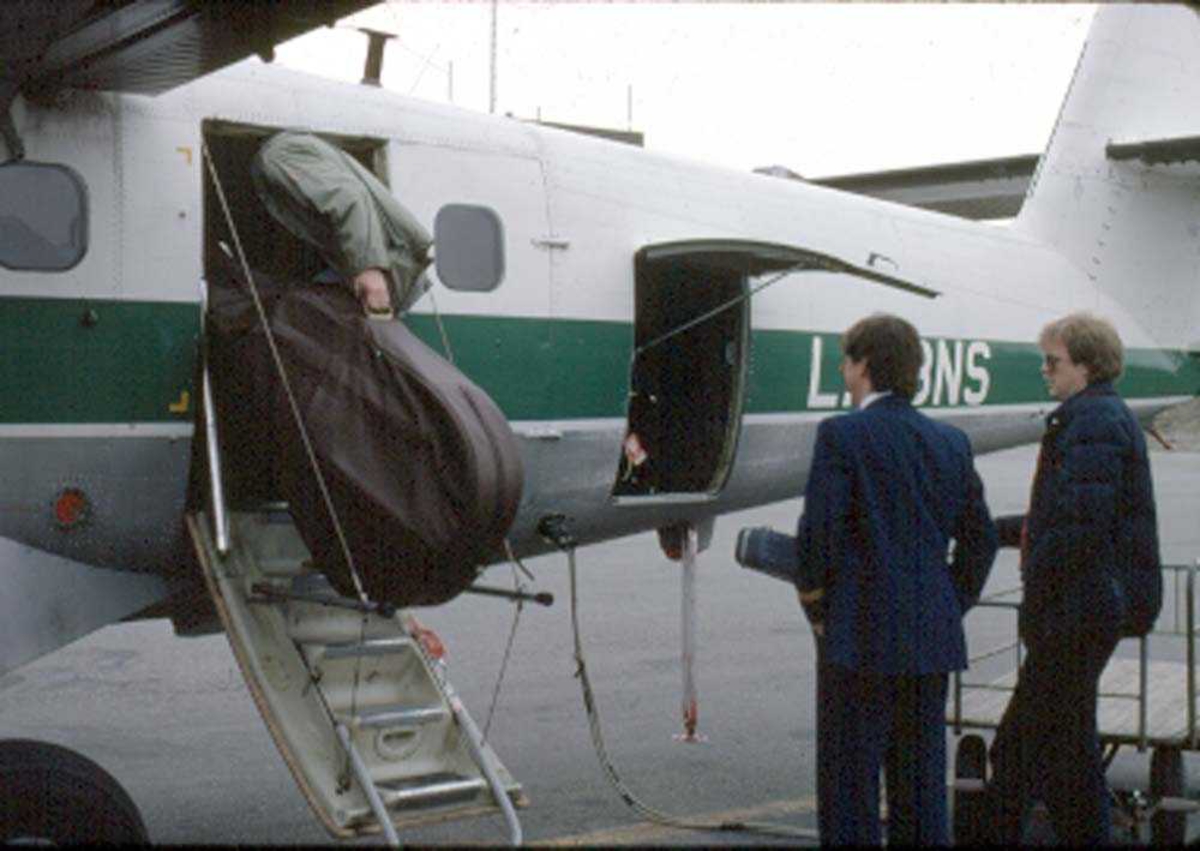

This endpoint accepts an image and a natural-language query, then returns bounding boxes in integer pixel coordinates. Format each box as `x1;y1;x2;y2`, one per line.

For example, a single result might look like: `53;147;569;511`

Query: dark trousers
817;660;950;846
985;628;1120;845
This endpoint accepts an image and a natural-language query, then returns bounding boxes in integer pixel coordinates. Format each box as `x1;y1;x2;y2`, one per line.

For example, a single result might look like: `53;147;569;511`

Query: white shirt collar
858;390;892;410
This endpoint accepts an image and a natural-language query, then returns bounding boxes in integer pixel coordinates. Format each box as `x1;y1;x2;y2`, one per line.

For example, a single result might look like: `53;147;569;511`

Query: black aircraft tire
1150;745;1187;847
953;733;989;845
0;739;149;844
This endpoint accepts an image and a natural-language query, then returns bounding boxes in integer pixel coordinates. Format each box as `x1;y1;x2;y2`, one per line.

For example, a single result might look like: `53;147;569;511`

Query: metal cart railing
948;560;1200;845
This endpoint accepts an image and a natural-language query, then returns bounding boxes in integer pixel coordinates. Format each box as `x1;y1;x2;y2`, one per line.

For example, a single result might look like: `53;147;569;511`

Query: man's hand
797;587;825;637
351;267;393;317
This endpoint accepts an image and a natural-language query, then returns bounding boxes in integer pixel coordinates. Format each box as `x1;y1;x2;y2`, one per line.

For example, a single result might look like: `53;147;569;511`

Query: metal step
378;774;488;809
322;637;416;660
255;557;311;576
187;510;524;846
284;603;399;645
302;639;442;721
244;505;309;577
232;512;310;570
341;705;448;731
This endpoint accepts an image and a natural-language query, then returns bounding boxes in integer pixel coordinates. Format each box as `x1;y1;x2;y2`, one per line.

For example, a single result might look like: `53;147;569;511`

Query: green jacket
251;131;433;312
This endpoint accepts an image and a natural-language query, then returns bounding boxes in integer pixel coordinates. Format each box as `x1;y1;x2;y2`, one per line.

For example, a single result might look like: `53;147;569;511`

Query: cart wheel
953;734;989;845
1150;746;1187;846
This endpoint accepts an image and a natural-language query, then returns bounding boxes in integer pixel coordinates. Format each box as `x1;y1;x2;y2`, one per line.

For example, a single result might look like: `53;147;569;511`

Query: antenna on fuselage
359;28;395;87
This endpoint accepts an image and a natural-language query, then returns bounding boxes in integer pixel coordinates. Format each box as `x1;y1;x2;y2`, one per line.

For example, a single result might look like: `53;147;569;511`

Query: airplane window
434;204;505;292
0;162;88;271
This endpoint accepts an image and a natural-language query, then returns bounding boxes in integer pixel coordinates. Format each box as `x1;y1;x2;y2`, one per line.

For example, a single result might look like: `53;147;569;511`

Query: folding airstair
186;506;524;845
188;258;528;841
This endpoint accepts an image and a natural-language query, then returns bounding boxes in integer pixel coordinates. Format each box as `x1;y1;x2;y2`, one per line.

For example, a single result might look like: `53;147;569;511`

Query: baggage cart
949;560;1200;845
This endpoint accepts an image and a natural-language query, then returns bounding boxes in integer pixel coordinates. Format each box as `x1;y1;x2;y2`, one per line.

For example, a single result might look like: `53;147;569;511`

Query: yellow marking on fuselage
177;146;193;166
168;390;190;414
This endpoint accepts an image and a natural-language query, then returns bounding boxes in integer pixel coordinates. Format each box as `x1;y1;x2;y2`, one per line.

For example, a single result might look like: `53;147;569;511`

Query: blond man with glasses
986;312;1163;844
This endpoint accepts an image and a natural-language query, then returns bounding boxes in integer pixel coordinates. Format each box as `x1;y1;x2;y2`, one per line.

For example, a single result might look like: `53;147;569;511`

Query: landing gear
0;739;149;844
952;733;989;845
1150;745;1187;846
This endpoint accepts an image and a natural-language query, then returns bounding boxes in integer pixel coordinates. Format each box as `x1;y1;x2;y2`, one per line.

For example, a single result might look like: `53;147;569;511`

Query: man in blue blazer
795;314;998;845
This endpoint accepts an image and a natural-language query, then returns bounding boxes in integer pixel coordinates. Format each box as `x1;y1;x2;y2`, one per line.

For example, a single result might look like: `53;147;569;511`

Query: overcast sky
274;2;1095;178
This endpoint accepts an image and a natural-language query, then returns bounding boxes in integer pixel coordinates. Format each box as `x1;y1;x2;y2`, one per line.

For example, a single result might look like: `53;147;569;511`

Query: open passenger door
613;239;935;504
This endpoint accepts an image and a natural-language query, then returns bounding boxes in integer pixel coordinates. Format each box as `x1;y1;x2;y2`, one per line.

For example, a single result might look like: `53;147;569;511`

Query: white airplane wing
0;0;376;96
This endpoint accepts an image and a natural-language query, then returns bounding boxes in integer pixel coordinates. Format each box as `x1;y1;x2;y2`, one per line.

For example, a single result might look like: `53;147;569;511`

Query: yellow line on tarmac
534;795;819;846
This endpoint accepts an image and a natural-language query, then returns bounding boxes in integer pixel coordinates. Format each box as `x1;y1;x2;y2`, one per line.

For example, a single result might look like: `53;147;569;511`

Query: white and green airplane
1;2;1197;844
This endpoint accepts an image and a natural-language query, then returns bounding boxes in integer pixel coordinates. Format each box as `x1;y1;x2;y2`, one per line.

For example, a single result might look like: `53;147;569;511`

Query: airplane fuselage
1;60;1196;579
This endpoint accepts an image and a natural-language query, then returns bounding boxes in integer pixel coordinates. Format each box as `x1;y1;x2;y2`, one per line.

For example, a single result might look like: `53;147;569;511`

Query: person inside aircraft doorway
792;313;997;845
250;131;433;318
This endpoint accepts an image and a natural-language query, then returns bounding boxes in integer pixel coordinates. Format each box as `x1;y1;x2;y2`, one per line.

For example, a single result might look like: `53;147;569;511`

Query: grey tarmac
1;426;1199;845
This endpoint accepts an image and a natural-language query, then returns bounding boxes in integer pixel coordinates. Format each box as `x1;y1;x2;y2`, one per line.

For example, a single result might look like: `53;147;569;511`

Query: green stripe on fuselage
0;297;199;424
0;298;1195;423
405;313;631;420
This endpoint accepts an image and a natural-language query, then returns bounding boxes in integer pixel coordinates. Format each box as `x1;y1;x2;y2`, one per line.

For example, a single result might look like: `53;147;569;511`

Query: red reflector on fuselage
54;488;89;529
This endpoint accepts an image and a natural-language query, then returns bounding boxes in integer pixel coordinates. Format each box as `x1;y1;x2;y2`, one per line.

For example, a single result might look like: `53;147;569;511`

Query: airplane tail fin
1015;5;1200;351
